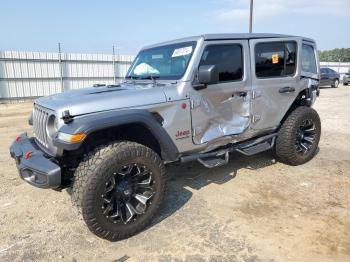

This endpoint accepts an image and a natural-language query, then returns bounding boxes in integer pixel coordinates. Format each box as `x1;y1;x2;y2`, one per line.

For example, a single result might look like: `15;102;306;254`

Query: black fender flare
53;109;179;161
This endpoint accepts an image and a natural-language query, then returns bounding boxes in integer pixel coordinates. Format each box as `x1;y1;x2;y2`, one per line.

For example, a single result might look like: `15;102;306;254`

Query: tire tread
70;141;167;241
275;106;321;166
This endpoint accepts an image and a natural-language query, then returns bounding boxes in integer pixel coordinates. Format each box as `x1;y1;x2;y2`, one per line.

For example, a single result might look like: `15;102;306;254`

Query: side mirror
193;65;218;90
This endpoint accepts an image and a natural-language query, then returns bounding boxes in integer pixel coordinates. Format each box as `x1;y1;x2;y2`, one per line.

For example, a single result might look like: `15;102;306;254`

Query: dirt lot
0;85;349;262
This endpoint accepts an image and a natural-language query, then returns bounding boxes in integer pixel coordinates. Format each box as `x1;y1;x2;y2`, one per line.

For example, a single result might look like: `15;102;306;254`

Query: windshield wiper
140;75;160;85
125;75;140;79
140;75;160;80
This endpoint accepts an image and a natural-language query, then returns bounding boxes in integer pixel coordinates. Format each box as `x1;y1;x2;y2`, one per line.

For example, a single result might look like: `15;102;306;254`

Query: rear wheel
331;79;339;88
275;106;321;166
71;141;167;241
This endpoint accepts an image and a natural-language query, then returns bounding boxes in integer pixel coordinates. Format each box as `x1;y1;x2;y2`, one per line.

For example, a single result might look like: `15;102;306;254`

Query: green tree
319;48;350;62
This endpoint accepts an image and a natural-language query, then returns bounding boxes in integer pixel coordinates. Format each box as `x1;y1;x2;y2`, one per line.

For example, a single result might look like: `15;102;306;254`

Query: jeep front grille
33;105;50;148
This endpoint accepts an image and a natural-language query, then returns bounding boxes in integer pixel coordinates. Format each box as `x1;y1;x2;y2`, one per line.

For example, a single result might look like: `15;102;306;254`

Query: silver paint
32;34;319;158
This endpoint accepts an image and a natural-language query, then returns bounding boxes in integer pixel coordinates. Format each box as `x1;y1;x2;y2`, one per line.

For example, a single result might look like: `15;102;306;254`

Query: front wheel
71;141;167;241
275;106;321;166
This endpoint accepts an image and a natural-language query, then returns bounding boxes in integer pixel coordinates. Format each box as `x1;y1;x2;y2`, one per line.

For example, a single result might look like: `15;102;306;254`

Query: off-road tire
275;106;321;166
70;141;167;241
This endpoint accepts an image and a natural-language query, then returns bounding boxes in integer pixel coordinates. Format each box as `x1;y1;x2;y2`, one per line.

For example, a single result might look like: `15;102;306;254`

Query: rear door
249;37;301;131
329;68;339;82
190;40;251;144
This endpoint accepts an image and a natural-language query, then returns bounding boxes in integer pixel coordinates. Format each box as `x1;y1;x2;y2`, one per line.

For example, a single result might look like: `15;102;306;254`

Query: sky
0;0;349;55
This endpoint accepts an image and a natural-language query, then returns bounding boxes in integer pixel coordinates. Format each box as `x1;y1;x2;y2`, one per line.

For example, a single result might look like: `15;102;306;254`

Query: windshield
126;41;197;80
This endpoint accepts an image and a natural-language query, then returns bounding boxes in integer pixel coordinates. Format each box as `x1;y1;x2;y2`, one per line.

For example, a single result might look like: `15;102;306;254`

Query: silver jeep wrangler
10;33;321;241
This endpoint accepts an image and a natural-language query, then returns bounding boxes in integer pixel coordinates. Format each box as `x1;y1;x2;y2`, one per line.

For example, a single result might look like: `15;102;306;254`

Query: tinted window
320;68;327;73
199;44;243;82
301;44;317;74
255;41;296;78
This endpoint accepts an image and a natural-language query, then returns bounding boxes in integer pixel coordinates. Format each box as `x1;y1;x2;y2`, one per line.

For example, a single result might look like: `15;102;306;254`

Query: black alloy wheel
101;163;155;224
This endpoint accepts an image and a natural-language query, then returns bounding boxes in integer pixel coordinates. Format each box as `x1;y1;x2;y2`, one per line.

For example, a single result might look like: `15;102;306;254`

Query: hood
36;83;167;116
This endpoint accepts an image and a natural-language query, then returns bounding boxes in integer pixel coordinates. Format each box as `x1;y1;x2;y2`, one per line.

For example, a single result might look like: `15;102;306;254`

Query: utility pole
249;0;253;33
58;43;64;92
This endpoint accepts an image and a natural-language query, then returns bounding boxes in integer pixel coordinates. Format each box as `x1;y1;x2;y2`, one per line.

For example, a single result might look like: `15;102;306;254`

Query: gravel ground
0;85;349;262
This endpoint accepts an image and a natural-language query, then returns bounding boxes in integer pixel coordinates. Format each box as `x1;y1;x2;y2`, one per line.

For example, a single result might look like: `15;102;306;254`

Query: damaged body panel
190;88;251;144
190;39;252;145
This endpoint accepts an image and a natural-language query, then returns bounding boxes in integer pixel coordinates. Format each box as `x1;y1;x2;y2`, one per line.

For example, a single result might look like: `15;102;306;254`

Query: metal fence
0;50;134;102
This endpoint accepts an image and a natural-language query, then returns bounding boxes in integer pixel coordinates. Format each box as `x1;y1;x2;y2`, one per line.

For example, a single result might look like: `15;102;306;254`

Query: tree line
319;48;350;62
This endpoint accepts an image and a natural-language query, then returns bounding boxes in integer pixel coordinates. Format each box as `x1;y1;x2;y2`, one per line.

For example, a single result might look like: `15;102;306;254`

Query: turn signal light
57;132;86;144
70;133;86;143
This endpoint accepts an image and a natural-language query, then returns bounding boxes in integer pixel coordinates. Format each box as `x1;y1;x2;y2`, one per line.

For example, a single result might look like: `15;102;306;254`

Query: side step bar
235;134;276;156
198;151;229;168
180;133;276;168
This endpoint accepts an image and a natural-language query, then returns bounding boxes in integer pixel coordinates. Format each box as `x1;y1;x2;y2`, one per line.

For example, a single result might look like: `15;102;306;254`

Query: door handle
279;86;295;93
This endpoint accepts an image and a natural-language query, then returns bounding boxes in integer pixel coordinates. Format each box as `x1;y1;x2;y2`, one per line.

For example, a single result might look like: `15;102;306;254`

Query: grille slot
33;105;50;148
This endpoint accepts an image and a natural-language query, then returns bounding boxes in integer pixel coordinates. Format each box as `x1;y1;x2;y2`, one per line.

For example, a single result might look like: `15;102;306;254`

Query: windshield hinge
252;90;262;99
252;115;261;124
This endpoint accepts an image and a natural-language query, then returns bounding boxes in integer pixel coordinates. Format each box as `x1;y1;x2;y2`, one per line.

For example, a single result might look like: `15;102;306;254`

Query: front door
320;68;330;86
190;40;252;145
249;37;301;131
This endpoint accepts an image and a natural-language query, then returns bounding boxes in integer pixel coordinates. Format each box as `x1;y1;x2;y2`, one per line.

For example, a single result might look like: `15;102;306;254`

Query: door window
328;68;337;74
301;44;317;74
199;44;243;82
255;41;297;78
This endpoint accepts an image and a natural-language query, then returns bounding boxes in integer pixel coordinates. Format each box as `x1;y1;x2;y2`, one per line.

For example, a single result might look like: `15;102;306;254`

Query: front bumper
9;133;61;189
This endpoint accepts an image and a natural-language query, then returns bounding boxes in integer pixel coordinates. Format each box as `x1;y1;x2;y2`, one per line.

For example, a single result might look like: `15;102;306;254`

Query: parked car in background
342;72;350;85
320;67;340;88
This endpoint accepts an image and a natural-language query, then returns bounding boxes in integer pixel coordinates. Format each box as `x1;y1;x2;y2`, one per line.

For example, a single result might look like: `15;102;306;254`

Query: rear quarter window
301;44;317;74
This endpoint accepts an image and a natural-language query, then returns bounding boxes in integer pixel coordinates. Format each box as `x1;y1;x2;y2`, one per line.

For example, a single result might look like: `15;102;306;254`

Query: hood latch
62;110;74;124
